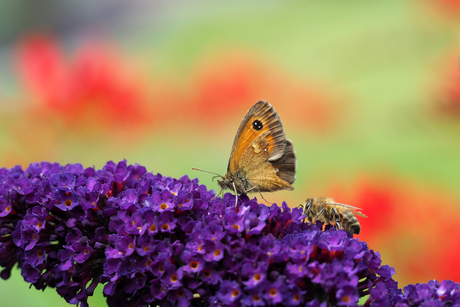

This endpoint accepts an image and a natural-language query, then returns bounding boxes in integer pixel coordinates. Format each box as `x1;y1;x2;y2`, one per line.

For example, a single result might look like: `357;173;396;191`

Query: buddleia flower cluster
0;160;459;307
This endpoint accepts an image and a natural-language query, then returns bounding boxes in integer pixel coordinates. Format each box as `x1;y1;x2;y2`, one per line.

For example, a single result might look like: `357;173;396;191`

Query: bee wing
327;202;368;218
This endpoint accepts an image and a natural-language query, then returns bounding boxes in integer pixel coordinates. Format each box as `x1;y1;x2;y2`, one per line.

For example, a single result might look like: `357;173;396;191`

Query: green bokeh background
0;1;459;306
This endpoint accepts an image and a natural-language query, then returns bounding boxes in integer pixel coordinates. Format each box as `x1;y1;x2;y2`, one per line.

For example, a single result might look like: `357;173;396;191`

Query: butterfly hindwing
237;132;295;192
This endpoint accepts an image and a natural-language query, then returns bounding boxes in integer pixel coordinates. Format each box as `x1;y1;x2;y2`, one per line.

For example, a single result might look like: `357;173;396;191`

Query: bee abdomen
341;210;361;235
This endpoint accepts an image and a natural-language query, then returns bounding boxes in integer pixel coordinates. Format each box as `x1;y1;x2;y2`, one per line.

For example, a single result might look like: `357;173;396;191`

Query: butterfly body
217;100;296;195
217;170;249;194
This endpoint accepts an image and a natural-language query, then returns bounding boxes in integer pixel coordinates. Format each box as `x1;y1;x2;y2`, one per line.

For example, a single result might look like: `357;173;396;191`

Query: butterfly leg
251;186;273;204
210;188;224;201
232;182;238;207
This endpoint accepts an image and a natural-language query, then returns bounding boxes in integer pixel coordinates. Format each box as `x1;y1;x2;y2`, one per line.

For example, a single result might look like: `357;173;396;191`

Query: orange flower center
294;293;300;301
190;261;199;269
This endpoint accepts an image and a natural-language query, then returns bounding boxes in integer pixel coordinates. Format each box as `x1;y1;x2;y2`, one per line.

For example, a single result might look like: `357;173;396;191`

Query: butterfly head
213;174;230;190
216;176;231;190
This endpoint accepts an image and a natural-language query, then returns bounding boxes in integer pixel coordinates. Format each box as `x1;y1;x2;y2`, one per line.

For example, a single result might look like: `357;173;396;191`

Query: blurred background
0;0;460;305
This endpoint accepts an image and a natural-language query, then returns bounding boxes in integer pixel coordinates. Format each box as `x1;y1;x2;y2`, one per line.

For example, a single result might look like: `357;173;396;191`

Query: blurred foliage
0;0;460;306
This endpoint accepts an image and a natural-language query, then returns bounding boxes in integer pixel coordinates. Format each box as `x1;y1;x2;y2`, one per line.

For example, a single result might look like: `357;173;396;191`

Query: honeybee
302;197;367;235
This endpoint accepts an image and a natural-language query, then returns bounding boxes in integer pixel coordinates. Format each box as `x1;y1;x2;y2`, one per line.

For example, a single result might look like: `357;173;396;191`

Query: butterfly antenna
192;168;223;177
192;168;225;200
192;168;225;182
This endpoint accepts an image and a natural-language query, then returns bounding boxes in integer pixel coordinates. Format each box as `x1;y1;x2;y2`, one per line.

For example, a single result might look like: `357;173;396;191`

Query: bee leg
300;200;312;222
305;200;312;217
314;208;325;220
332;207;340;222
297;204;305;221
313;208;325;226
332;207;341;230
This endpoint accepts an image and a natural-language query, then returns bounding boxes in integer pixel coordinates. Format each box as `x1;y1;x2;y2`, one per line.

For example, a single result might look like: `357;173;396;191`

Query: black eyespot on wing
252;120;263;130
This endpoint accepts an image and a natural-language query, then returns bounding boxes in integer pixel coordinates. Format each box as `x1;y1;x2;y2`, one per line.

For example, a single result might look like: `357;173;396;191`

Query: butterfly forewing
228;100;287;174
212;99;296;195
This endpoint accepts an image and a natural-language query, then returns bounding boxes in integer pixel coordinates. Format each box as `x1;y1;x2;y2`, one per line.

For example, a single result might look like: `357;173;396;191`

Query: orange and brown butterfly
194;100;296;197
302;197;367;235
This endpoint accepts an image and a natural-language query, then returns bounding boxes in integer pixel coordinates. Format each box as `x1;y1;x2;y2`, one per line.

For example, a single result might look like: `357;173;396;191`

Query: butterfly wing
225;100;296;192
238;133;296;192
227;100;292;173
227;100;288;174
269;139;296;185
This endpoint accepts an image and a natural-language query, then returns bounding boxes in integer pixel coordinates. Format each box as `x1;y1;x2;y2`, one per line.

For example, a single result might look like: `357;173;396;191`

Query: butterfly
194;100;296;198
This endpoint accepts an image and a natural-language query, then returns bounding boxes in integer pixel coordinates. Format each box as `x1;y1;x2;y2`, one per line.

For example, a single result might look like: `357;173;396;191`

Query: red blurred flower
272;81;345;134
190;53;266;127
327;175;460;286
188;52;343;132
423;0;460;18
15;34;152;133
432;52;460;117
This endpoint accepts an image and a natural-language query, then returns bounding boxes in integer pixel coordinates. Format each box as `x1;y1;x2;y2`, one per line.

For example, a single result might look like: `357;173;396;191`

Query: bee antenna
192;168;223;180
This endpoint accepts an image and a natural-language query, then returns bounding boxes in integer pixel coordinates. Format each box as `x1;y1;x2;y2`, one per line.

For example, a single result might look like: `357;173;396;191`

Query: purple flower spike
0;160;459;307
